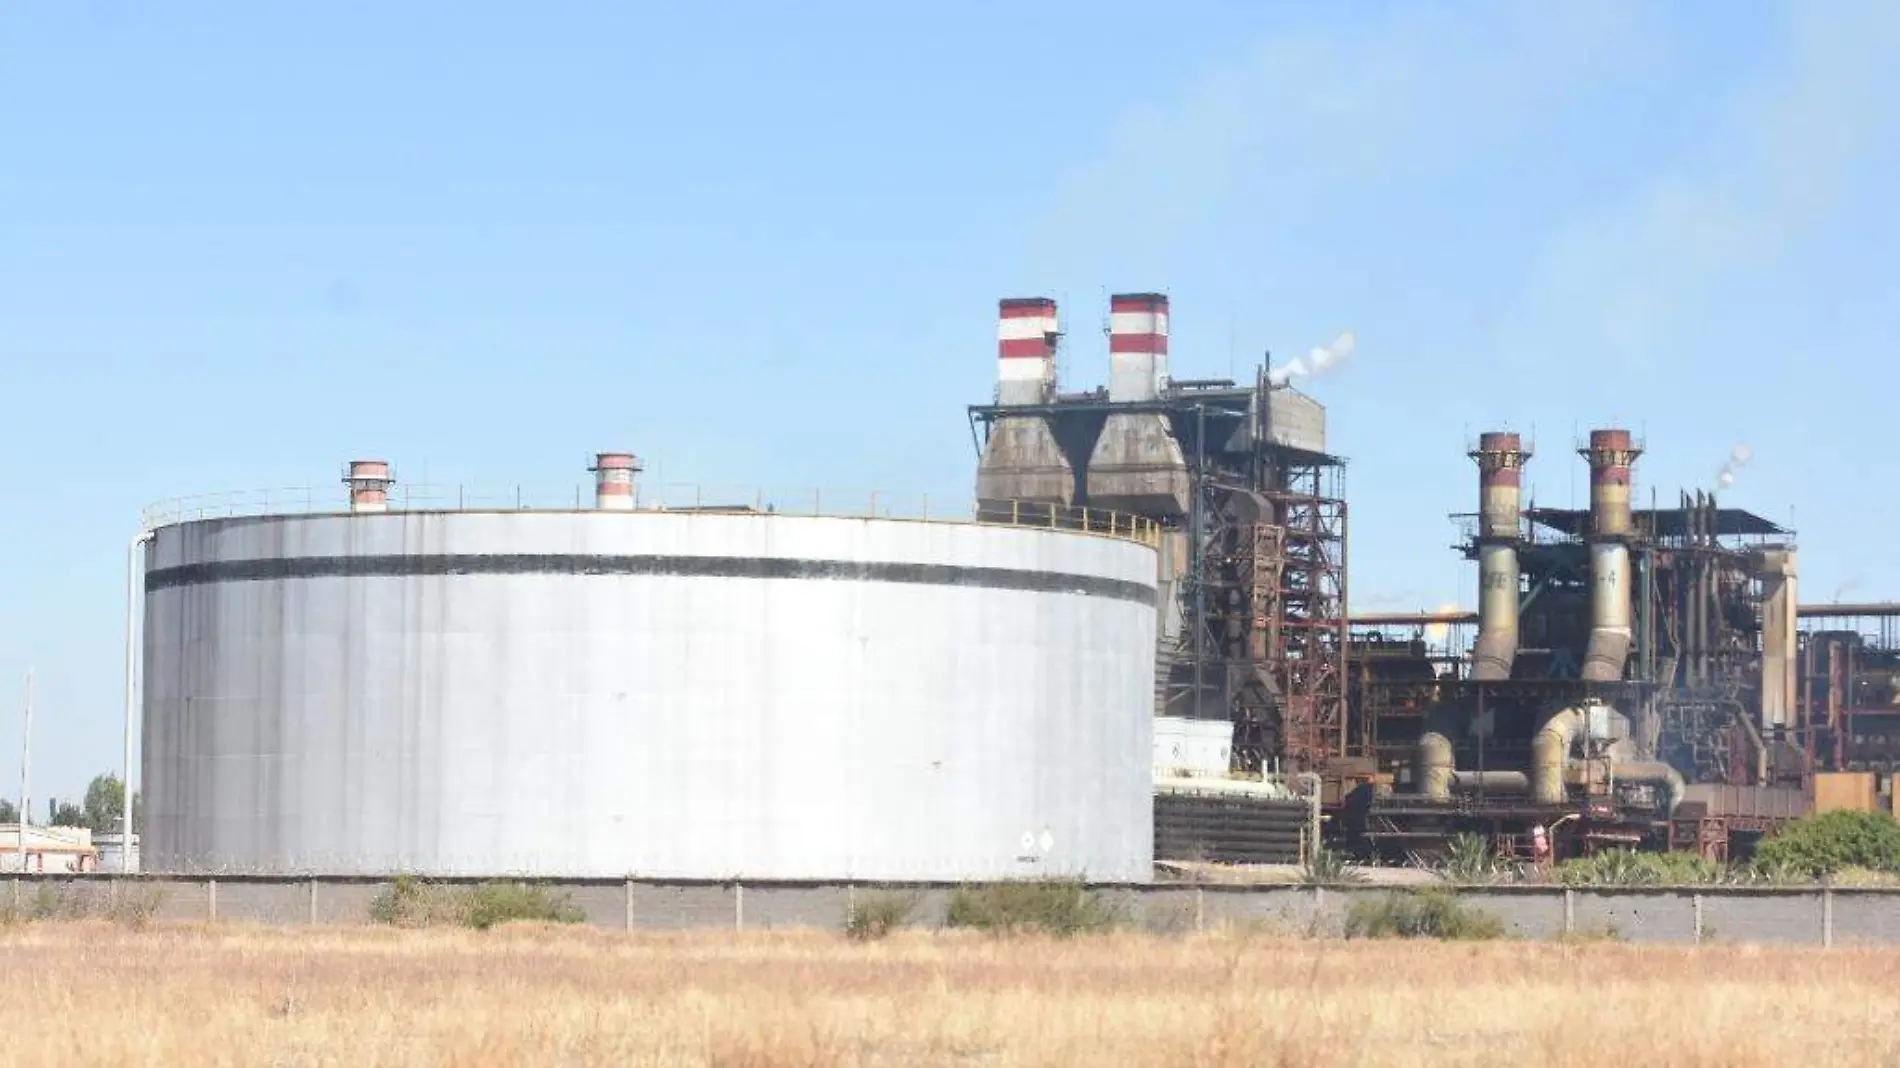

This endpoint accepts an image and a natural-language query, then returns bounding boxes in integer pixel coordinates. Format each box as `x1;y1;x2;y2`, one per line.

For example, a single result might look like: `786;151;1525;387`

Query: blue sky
2;1;1897;802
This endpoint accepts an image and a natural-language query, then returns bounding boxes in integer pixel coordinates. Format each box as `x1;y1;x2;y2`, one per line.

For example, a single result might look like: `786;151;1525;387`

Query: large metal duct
1470;431;1528;681
976;298;1074;506
1413;705;1460;803
1530;703;1591;805
1085;293;1190;516
1580;429;1641;683
1610;760;1686;815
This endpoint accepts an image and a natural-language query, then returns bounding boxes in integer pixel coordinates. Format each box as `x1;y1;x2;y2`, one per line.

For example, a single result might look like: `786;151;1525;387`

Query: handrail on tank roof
138;484;1163;548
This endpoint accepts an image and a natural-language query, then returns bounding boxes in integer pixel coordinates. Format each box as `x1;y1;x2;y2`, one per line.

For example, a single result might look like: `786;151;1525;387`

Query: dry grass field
3;921;1898;1068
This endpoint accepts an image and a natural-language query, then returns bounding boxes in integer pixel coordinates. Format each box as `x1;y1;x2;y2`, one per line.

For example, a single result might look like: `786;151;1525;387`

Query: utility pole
123;531;153;873
17;669;33;872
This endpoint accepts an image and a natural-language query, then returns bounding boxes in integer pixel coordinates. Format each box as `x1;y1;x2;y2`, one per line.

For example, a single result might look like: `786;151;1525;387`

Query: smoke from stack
1715;443;1753;490
1268;330;1356;387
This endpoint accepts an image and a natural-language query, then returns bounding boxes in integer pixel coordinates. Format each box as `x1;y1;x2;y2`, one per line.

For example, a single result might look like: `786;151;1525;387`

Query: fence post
207;877;218;923
1693;893;1704;943
1563;888;1576;936
625;878;635;932
734;881;745;932
308;878;319;925
1195;886;1206;934
1312;884;1325;932
1823;887;1835;948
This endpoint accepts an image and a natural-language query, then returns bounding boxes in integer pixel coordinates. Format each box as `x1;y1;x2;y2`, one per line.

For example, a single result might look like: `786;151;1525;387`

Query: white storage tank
140;486;1159;882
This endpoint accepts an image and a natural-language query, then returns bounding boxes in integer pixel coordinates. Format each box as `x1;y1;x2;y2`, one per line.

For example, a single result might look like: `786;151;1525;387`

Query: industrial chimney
344;460;394;514
1580;429;1641;682
1084;293;1190;517
975;297;1075;506
1470;432;1528;681
590;452;642;511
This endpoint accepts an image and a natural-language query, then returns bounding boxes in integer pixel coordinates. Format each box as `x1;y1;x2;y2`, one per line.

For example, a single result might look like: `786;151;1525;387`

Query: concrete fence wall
8;875;1900;946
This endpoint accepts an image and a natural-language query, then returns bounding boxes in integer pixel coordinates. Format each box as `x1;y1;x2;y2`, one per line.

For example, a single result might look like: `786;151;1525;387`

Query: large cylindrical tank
141;510;1157;881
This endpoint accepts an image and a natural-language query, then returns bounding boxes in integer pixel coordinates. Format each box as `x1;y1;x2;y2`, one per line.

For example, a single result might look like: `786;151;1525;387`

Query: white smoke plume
1424;601;1463;646
1715;442;1754;489
1270;330;1357;386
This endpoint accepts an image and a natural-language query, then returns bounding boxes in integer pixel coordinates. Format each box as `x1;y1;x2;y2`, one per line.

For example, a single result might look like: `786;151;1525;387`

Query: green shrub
464;882;585;930
1343;890;1505;940
1753;811;1900;878
1301;847;1364;885
844;889;919;942
944;880;1120;937
1441;833;1498;883
1552;849;1726;887
369;875;467;927
368;877;582;930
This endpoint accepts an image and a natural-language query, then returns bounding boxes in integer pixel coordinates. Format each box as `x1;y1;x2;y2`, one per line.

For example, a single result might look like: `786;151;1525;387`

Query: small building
0;826;100;873
91;832;140;873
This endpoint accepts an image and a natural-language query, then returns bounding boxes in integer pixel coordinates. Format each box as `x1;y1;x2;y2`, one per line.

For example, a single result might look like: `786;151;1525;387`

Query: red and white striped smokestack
996;297;1059;406
1580;428;1643;682
1470;431;1529;682
1108;293;1168;402
344;460;393;514
590;452;641;511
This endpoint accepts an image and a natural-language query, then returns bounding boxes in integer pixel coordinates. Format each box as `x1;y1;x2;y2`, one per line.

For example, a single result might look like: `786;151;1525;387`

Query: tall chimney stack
1580;429;1641;682
344;460;393;514
1470;432;1528;681
1085;292;1190;516
995;297;1059;406
976;297;1074;506
590;452;641;511
1106;292;1167;401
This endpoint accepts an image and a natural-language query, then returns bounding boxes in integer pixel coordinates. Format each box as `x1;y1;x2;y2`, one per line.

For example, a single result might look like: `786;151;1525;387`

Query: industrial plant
969;291;1900;868
121;289;1899;881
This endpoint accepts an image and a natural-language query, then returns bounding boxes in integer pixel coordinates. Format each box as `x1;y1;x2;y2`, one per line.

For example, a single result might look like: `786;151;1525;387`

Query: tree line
0;773;142;834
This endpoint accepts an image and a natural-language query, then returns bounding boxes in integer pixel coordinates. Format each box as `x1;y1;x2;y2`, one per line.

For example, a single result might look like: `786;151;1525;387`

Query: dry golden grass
3;920;1897;1067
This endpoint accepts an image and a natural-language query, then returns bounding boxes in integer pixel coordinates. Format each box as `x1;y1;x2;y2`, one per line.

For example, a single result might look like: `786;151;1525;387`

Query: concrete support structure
976;298;1074;505
1086;293;1190;517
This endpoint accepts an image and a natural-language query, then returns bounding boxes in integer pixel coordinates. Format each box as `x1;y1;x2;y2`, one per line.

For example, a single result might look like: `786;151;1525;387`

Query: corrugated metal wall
142;512;1157;881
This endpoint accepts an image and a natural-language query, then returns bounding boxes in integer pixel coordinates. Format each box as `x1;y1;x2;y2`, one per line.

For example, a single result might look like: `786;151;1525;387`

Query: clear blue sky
3;1;1897;804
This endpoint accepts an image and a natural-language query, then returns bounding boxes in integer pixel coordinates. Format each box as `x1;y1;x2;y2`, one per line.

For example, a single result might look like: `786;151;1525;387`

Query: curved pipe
1416;726;1455;803
1530;705;1588;805
1610;760;1685;815
1581;542;1632;682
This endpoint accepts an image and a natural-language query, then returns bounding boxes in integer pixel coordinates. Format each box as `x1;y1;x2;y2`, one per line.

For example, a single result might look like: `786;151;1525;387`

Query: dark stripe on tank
145;554;1157;607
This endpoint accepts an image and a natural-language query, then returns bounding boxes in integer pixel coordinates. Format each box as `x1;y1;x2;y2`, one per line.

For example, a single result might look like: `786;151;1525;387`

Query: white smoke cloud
1270;330;1357;387
1424;601;1464;646
1715;442;1753;489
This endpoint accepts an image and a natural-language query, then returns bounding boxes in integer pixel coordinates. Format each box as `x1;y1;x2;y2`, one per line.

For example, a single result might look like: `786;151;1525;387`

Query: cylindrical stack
344;460;393;514
1107;293;1168;401
995;297;1059;406
1086;292;1190;516
590;452;642;511
1580;429;1642;682
1470;432;1528;681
